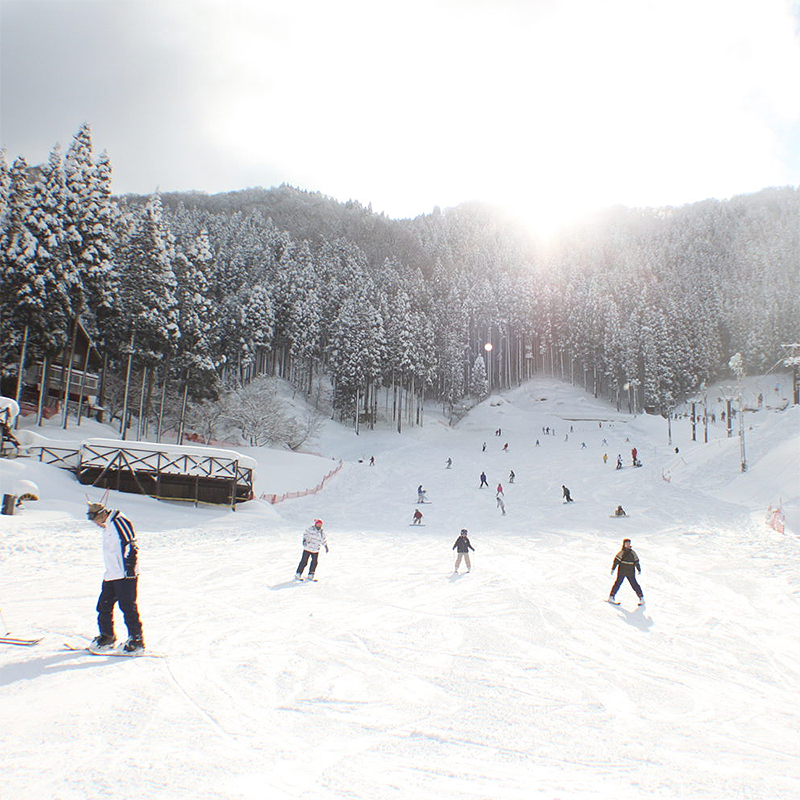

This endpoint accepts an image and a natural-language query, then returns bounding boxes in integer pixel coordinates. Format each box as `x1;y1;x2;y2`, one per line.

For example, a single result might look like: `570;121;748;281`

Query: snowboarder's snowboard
0;636;42;646
63;642;164;658
409;523;426;526
609;515;629;518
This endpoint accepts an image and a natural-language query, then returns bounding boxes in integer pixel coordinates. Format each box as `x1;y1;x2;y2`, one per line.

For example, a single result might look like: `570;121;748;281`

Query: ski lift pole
739;392;747;472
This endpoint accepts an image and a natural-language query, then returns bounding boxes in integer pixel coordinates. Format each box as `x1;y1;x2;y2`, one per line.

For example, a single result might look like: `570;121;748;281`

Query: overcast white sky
2;0;800;229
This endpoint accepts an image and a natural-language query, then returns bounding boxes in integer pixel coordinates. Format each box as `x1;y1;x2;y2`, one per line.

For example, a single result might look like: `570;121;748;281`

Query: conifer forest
1;125;798;437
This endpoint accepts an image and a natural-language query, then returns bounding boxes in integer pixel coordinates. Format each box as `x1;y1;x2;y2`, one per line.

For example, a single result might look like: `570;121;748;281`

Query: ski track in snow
1;377;799;799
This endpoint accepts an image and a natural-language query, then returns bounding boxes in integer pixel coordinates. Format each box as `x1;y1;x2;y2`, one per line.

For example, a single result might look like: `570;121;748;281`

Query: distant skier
369;455;375;466
603;453;608;464
608;538;644;605
417;485;427;503
86;501;145;653
445;457;452;469
614;505;627;517
452;529;475;573
508;470;515;484
535;439;540;447
496;483;504;497
631;447;637;465
412;509;423;525
295;519;328;581
482;442;487;452
502;443;508;452
479;472;489;488
616;455;623;470
496;496;506;515
562;485;573;503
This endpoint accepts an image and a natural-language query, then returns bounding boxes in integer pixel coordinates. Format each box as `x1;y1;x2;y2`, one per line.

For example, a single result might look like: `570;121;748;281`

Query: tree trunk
120;333;136;440
36;355;48;427
75;342;91;426
177;371;190;445
14;324;29;422
136;365;148;440
61;318;79;430
157;359;169;443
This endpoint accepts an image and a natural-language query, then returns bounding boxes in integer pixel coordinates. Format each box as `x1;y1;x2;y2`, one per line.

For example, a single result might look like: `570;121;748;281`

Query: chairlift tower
781;343;800;405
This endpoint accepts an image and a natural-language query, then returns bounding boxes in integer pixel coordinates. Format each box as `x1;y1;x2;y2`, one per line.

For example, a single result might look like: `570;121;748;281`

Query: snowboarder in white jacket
296;519;329;581
86;502;145;652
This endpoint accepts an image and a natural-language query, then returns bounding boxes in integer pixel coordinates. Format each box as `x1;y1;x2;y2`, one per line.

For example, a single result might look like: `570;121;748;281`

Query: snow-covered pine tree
0;156;72;385
470;354;489;399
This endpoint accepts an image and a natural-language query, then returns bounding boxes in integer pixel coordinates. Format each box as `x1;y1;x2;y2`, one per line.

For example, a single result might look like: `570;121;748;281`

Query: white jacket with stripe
102;510;139;580
302;525;328;553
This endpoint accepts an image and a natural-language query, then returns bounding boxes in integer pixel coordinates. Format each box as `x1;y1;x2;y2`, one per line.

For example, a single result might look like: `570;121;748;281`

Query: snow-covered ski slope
1;377;798;800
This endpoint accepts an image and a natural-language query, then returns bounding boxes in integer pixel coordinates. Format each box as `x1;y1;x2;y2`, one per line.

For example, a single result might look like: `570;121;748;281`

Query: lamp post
484;342;493;394
729;353;747;472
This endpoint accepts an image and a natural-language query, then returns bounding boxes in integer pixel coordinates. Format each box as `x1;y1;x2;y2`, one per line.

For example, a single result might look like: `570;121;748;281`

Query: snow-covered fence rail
76;438;256;507
261;460;343;505
30;445;81;470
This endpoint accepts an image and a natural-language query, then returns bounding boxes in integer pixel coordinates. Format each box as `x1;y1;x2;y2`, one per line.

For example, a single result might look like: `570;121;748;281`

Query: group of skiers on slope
80;498;642;656
451;530;642;603
292;522;643;603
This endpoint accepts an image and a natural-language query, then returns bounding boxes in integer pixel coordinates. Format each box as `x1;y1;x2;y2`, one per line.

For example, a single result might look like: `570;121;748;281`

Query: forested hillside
1;124;798;437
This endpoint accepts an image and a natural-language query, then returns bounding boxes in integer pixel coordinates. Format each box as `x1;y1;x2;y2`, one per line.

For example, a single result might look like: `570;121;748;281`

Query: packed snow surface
1;377;798;800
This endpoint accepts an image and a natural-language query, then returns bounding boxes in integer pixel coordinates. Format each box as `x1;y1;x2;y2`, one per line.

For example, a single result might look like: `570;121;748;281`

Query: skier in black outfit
479;471;489;488
562;485;573;502
452;529;475;573
608;538;644;605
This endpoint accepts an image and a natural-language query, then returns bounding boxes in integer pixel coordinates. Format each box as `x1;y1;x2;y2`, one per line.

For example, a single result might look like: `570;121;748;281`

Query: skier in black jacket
608;538;644;605
452;529;475;573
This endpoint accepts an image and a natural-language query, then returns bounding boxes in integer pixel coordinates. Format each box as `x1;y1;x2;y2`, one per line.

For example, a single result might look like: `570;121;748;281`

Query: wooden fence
76;441;254;507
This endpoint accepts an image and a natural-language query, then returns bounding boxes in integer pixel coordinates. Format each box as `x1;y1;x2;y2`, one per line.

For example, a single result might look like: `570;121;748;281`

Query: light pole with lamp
729;353;747;472
484;342;493;394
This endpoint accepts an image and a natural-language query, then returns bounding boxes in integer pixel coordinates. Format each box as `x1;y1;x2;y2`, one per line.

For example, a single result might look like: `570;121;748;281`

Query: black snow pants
610;569;642;598
296;550;319;576
97;577;143;639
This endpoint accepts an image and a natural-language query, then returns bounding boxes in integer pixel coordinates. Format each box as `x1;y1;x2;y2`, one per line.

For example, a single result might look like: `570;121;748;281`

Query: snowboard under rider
453;529;475;573
608;538;644;604
87;502;145;653
295;519;329;581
